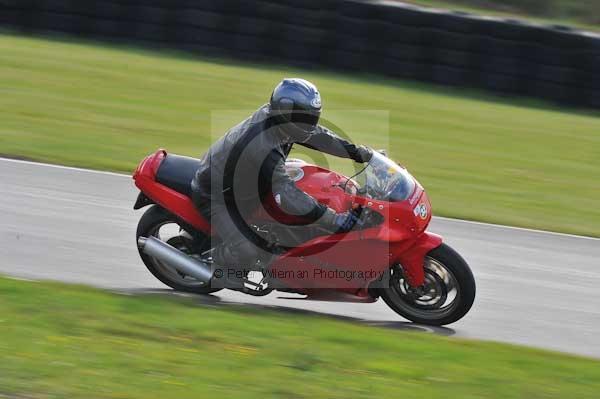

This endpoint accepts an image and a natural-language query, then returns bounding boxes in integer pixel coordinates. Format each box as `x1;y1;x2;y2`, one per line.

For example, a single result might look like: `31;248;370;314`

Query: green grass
403;0;600;31
1;33;600;236
1;275;599;398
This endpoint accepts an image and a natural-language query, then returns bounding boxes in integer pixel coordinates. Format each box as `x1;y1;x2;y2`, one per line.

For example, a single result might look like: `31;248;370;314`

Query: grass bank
404;0;600;31
1;275;599;398
1;33;599;236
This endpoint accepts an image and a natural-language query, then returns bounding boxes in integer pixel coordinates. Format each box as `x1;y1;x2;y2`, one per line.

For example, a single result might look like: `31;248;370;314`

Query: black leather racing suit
190;104;364;272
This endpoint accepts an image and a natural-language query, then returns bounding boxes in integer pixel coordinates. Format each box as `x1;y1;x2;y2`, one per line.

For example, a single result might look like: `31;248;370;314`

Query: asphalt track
1;157;599;358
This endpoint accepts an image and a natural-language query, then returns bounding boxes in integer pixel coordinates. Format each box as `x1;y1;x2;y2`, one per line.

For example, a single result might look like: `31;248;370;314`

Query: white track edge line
2;157;598;241
1;156;130;178
433;216;600;241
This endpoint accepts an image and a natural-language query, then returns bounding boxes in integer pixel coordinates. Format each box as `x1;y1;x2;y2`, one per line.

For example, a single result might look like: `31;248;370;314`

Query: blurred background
2;0;600;107
1;1;600;398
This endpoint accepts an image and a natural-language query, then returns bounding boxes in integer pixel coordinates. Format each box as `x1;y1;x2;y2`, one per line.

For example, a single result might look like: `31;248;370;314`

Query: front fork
364;231;443;298
392;232;443;287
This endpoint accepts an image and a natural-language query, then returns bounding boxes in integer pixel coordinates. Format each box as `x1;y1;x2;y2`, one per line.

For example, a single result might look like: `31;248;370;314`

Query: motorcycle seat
155;154;201;197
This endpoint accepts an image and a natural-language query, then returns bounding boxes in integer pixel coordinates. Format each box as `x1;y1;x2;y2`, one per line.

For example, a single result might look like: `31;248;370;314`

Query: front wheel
380;243;476;326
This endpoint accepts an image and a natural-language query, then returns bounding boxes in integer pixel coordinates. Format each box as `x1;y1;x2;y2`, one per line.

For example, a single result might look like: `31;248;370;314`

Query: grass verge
1;275;599;398
403;0;600;31
1;33;600;236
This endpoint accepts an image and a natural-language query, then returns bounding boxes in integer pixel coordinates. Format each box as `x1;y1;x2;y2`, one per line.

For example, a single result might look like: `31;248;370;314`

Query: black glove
321;208;363;233
353;145;373;163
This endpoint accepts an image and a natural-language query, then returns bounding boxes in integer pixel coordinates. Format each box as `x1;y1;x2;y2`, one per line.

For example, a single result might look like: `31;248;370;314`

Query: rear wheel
380;243;475;326
136;205;222;295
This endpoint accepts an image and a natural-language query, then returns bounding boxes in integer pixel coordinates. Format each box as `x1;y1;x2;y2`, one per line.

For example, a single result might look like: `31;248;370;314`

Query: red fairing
132;149;211;234
269;236;391;294
267;170;441;292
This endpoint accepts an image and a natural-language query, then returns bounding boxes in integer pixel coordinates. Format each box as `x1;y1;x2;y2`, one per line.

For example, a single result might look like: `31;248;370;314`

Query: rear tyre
136;205;222;295
380;243;475;326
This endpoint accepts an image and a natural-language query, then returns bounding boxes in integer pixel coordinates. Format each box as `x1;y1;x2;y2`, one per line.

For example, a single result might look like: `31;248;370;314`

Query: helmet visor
290;110;320;131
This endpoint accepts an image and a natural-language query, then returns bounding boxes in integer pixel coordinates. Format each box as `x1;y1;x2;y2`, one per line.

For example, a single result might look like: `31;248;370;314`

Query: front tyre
380;243;475;326
136;205;222;295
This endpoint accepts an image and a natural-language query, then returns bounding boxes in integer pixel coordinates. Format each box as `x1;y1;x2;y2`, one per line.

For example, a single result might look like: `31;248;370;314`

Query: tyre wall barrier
1;0;599;108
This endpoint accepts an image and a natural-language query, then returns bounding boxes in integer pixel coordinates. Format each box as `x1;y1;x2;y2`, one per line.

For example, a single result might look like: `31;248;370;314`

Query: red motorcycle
133;149;475;326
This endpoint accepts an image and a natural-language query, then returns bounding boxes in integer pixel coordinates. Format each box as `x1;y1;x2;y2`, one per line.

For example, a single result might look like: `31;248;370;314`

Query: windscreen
354;152;416;202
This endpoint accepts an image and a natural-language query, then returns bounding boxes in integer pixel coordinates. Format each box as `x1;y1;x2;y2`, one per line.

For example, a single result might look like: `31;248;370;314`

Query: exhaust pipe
137;236;213;282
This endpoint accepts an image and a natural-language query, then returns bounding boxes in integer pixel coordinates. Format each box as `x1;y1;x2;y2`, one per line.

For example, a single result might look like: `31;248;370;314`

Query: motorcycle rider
190;78;372;286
